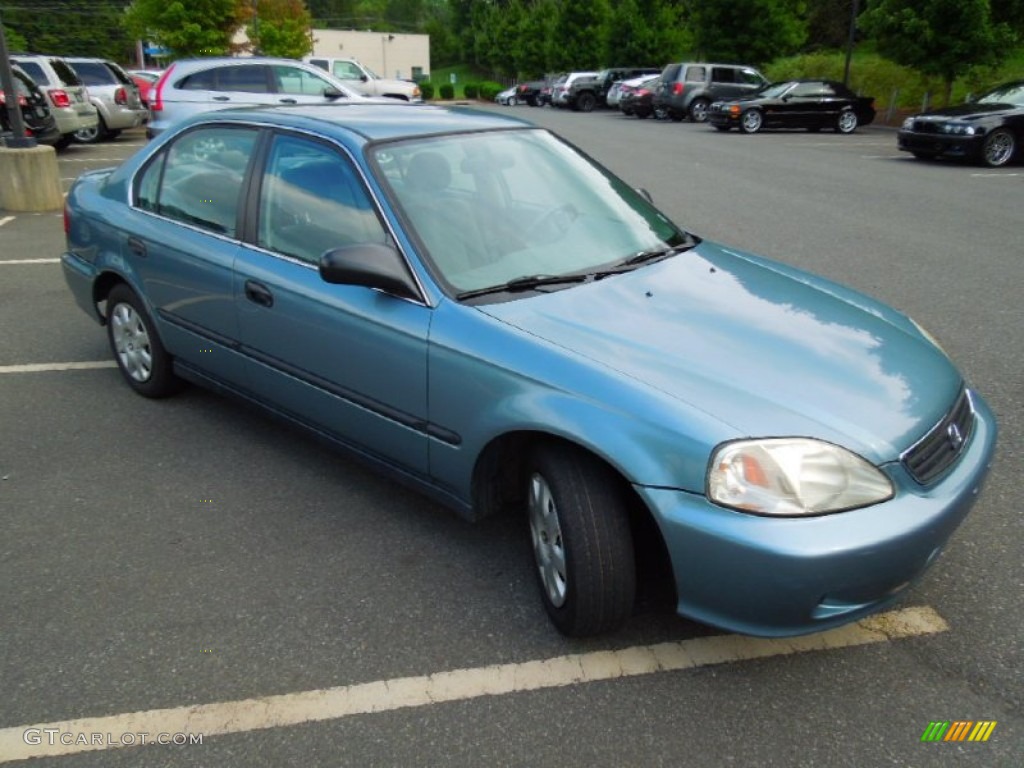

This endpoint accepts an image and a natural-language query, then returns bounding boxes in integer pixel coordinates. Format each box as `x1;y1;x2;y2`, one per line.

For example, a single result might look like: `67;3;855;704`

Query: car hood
479;242;960;462
912;102;1022;121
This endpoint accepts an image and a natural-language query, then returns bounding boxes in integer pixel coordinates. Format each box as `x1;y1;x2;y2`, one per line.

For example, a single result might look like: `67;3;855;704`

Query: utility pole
0;10;36;148
843;0;860;87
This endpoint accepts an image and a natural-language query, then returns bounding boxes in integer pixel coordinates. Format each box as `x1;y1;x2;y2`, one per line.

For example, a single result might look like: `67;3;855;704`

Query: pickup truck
304;56;422;102
565;67;661;112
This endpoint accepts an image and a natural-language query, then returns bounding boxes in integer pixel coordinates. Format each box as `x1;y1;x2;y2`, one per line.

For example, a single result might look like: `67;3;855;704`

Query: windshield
978;82;1024;106
759;82;795;99
373;128;689;296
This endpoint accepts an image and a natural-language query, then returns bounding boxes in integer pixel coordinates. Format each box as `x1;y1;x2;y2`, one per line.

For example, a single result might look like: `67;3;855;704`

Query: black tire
527;444;635;637
106;284;181;398
107;129;122;140
836;110;858;134
740;109;763;134
713;125;731;132
53;134;74;151
577;92;597;113
668;109;683;122
981;128;1016;167
688;98;710;123
74;116;108;144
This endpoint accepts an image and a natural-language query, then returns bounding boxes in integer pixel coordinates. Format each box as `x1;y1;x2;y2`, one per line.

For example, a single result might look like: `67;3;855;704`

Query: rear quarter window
48;59;83;86
70;62;117;87
685;66;707;83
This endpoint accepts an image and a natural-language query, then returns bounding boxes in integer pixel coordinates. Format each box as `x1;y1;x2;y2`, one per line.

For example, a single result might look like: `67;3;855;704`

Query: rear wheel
527;444;635;637
981;128;1016;167
836;110;858;134
106;284;181;398
688;98;710;123
740;110;763;134
577;92;597;112
74;116;107;144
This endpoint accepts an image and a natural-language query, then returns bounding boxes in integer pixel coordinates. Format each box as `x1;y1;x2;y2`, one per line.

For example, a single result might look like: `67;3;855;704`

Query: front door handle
212;95;230;102
278;98;297;105
244;280;274;308
126;236;147;258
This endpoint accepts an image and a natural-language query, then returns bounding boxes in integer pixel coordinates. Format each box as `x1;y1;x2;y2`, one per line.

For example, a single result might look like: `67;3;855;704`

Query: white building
310;29;430;82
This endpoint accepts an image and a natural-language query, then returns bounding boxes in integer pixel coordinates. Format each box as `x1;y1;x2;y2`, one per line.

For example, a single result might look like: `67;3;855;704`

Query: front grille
912;120;942;134
902;389;975;485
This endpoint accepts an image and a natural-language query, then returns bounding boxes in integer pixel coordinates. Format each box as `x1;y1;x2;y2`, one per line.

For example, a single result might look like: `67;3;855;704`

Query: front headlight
707;438;894;516
902;117;915;130
941;122;980;136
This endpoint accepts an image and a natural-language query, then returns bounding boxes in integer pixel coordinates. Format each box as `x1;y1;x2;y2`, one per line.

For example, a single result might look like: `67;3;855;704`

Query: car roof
187;103;534;143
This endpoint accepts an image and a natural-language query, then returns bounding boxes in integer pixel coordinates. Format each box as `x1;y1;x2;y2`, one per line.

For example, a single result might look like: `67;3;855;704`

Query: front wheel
836;110;858;134
577;92;597;112
106;284;181;398
740;110;763;134
981;128;1016;167
527;445;636;637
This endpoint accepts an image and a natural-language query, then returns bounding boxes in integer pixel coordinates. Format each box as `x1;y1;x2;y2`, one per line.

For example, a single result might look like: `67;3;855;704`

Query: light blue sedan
61;103;996;637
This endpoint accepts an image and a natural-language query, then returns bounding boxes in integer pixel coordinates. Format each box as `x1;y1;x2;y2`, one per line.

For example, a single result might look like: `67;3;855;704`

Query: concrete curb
0;144;63;211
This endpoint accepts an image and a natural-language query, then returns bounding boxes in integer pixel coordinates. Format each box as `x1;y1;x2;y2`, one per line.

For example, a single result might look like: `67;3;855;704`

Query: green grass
765;47;1024;122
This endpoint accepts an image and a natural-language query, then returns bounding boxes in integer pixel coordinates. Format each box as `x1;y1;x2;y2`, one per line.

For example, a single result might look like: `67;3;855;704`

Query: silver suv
146;57;368;138
65;57;149;144
654;62;768;122
9;53;99;149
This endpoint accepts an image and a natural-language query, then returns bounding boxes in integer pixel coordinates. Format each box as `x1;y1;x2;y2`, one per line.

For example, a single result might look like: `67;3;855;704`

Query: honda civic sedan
61;104;996;638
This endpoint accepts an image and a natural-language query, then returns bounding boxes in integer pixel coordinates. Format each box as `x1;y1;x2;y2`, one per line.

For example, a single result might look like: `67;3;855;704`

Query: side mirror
360;74;369;83
319;243;420;301
636;188;653;203
323;87;344;100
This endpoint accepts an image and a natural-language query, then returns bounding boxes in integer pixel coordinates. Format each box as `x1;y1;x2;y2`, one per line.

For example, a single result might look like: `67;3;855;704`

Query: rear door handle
212;95;230;102
244;280;274;308
278;98;297;105
127;236;147;258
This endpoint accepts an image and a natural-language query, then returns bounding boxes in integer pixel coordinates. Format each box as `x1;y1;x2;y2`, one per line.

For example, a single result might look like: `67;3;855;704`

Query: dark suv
654;62;767;122
566;67;662;112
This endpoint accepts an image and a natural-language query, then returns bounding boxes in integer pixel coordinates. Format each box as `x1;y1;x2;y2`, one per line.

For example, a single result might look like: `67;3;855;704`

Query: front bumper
897;130;984;159
637;391;997;637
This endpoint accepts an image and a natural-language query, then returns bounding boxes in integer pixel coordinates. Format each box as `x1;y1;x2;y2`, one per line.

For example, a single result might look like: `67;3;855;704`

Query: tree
3;0;136;62
550;0;610;70
124;0;251;58
2;23;28;52
861;0;1015;103
247;0;314;57
689;0;807;65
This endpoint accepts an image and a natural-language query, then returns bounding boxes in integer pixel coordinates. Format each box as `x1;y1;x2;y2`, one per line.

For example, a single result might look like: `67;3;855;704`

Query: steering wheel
529;203;579;242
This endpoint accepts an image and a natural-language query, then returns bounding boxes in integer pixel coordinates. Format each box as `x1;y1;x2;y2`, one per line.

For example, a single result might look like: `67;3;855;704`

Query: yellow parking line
0;606;948;762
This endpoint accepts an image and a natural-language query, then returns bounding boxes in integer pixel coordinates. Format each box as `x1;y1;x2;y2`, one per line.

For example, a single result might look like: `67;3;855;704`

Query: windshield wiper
456;273;590;300
621;238;700;267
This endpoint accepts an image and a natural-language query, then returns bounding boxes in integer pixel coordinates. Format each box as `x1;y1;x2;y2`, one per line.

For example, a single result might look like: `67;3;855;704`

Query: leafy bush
463;83;479;99
478;81;504;101
419;81;435;100
439;83;454;100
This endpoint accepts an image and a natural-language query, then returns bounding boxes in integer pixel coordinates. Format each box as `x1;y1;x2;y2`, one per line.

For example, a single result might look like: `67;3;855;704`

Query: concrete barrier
0;144;64;211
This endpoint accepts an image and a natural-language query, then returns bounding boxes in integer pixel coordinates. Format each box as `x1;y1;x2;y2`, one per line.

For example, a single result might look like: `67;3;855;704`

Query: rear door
270;63;351;105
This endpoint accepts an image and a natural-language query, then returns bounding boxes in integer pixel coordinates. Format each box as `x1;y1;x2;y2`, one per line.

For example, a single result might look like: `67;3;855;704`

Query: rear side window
661;63;681;82
70;61;117;87
685;66;707;83
711;67;737;84
215;66;269;93
135;126;259;237
48;59;83;86
14;61;47;85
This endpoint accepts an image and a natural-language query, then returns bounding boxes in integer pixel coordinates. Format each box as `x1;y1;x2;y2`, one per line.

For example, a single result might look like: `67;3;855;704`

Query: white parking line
0;216;14;227
0;361;115;374
0;259;61;265
970;172;1022;178
0;606;948;762
58;158;125;163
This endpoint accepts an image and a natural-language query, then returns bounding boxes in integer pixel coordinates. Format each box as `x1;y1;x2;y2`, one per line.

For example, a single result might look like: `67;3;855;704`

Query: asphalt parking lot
1;111;1021;766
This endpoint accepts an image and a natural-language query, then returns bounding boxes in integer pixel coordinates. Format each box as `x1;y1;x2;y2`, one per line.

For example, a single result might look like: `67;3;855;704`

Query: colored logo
921;721;996;742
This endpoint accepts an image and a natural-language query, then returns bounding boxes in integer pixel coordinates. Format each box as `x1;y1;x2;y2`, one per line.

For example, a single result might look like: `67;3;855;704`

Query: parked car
0;64;61;146
608;73;653;110
495;85;519;105
303;56;422;102
146;57;369;138
551;71;596;107
565;67;661;112
897;80;1024;167
65;57;149;143
709;80;876;134
654;62;768;122
127;69;162;108
61;102;996;639
619;76;662;118
9;53;98;148
515;79;547;107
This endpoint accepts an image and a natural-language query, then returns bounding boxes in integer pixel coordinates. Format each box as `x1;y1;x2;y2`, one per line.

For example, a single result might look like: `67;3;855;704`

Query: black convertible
709;79;875;134
897;81;1024;167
